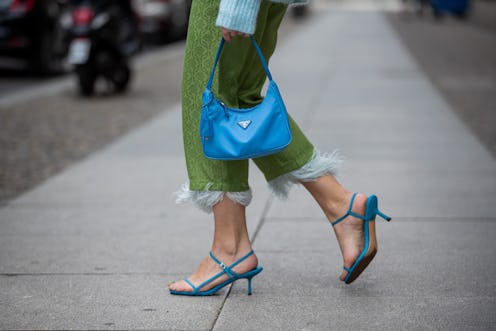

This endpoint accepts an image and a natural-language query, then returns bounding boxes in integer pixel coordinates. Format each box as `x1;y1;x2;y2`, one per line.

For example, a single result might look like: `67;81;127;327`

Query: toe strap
184;278;198;293
178;251;255;294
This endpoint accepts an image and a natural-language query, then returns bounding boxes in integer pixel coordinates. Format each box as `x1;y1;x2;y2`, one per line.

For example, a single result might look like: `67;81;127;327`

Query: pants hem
267;149;344;199
175;183;253;213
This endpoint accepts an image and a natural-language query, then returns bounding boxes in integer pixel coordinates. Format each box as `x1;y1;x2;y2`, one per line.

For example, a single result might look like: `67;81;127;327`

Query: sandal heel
247;277;253;295
376;209;391;221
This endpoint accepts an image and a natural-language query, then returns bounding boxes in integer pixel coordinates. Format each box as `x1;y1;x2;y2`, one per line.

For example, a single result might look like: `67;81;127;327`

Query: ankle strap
209;250;254;279
331;193;366;226
185;250;255;293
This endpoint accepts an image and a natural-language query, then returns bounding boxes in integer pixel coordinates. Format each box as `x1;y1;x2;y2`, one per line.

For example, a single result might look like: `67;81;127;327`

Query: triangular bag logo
237;120;252;129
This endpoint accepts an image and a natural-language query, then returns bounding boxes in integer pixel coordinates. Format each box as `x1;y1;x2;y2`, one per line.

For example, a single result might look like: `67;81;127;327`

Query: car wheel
30;29;54;74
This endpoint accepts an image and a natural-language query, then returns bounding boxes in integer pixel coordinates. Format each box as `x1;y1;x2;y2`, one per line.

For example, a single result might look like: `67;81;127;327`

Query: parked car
0;0;69;73
133;0;191;44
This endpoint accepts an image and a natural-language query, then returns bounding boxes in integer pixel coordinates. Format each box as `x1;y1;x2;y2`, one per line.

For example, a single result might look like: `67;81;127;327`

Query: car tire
30;29;54;74
31;25;68;75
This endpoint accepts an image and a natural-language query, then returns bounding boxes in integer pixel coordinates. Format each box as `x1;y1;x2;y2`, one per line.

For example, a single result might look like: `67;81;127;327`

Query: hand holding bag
199;36;292;160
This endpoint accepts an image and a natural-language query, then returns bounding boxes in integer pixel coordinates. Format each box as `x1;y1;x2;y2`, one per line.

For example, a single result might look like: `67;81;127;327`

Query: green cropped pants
178;0;341;212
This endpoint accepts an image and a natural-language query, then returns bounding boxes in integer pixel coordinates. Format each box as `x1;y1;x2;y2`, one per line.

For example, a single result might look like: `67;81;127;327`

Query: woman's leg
170;1;285;292
168;196;258;292
170;0;255;292
237;4;366;282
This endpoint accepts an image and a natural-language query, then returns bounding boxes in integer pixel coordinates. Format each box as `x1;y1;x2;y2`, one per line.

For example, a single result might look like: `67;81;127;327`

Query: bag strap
206;36;273;90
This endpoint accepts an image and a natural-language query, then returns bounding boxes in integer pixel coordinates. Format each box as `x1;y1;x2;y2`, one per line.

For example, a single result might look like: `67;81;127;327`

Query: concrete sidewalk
1;6;496;331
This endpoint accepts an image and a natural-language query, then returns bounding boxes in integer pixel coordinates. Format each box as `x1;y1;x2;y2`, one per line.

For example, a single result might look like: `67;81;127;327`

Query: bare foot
331;193;368;281
168;250;259;293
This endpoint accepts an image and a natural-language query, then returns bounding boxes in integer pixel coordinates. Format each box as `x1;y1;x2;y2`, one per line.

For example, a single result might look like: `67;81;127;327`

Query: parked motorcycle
64;0;141;96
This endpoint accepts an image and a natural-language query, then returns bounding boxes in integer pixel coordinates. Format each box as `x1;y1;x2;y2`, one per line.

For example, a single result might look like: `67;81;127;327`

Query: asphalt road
0;63;60;97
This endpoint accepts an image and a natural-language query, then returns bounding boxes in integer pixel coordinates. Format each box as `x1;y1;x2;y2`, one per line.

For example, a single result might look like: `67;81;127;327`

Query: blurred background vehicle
133;0;191;44
0;0;69;74
432;0;470;18
401;0;471;19
65;0;141;96
291;4;308;18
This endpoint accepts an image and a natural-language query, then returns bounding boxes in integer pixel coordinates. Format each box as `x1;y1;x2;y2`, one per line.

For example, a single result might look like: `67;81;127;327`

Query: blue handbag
199;36;292;160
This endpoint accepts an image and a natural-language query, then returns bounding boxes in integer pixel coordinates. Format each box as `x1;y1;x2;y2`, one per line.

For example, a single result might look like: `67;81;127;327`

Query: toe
169;279;193;292
168;280;187;292
339;269;348;282
168;281;177;291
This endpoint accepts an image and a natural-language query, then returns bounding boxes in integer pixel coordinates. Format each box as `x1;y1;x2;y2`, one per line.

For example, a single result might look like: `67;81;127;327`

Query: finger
222;30;232;42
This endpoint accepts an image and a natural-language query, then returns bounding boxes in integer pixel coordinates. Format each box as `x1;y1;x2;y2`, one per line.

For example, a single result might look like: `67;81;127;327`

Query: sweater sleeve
215;0;262;35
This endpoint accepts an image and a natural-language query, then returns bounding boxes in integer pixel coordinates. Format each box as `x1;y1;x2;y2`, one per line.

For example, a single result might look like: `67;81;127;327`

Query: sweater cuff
215;0;262;35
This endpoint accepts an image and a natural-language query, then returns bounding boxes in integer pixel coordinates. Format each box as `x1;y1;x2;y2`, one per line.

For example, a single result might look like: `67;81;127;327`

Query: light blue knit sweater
216;0;307;35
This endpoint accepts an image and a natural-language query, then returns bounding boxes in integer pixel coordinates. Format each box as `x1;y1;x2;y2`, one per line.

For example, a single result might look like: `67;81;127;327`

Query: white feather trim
268;149;344;199
175;183;252;213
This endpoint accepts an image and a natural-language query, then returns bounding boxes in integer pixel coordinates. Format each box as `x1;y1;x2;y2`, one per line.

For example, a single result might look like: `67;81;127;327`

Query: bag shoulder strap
206;36;273;90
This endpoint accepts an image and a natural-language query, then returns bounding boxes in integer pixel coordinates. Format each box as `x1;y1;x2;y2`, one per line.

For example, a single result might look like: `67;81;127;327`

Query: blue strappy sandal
331;193;391;284
169;250;263;296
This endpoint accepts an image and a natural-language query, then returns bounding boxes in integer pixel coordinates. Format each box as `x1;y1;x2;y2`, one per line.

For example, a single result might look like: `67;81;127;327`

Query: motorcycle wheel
77;65;97;96
112;62;131;94
291;6;307;18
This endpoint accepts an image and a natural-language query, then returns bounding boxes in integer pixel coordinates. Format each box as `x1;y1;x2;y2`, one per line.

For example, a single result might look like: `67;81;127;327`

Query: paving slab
0;103;270;330
214;7;496;331
0;275;224;331
216;220;496;330
250;219;496;296
268;10;496;220
214;296;496;331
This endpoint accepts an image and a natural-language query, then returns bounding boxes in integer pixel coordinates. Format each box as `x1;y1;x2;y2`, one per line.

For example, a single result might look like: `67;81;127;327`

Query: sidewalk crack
208;195;274;331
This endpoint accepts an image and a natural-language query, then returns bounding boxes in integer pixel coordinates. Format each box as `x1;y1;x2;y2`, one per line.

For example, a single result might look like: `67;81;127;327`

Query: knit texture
216;0;308;34
216;0;262;34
